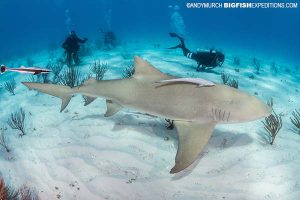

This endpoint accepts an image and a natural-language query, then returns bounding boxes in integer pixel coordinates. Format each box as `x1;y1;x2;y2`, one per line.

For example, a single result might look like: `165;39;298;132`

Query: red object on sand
0;65;51;75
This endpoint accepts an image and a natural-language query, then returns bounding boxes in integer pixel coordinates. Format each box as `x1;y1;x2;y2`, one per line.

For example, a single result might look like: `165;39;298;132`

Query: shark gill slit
211;107;231;122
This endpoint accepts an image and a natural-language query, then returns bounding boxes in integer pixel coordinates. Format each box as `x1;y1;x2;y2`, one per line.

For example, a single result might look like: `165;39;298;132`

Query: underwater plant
2;80;16;95
90;61;109;80
270;62;278;75
165;119;174;130
59;68;83;88
221;73;238;89
0;179;5;200
290;109;300;134
19;185;39;200
47;61;64;82
221;73;230;84
248;74;255;79
26;74;51;84
228;79;239;89
0;127;10;153
0;178;39;200
39;74;51;84
122;64;135;78
267;97;274;108
26;75;38;83
262;110;282;145
252;58;261;74
7;108;26;137
0;177;19;200
233;56;240;66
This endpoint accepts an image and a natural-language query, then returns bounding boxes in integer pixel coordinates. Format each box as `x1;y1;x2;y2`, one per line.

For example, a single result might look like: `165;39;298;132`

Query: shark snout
252;97;272;119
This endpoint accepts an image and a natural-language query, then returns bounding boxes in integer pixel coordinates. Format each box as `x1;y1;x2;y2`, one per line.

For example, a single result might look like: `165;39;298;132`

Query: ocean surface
0;0;299;199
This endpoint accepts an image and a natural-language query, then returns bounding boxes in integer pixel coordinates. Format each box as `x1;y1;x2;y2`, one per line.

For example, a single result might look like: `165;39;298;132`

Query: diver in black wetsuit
168;33;225;71
62;31;88;66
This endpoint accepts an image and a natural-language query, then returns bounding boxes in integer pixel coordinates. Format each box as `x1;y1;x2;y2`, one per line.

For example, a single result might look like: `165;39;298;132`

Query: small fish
1;65;51;75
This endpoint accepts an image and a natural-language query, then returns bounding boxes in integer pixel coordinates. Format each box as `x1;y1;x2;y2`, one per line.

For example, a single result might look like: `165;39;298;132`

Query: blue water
0;0;299;65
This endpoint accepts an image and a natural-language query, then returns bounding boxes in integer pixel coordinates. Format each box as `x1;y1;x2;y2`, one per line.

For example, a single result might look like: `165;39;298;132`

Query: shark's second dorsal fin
133;56;172;79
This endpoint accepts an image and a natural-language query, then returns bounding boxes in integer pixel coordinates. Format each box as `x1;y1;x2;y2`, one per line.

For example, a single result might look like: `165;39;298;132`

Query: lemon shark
22;56;271;173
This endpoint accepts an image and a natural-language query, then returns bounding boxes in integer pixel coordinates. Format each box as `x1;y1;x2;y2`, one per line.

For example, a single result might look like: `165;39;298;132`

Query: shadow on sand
74;112;254;180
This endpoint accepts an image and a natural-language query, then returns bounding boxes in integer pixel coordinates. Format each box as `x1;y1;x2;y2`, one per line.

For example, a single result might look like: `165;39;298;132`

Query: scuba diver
168;33;225;71
62;31;88;66
103;31;117;50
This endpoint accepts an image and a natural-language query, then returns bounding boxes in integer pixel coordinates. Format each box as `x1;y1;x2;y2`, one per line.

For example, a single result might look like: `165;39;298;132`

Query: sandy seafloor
0;43;300;200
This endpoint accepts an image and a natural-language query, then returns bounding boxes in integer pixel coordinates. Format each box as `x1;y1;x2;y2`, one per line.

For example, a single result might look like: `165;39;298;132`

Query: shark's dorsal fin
170;121;215;174
133;56;172;79
104;100;122;117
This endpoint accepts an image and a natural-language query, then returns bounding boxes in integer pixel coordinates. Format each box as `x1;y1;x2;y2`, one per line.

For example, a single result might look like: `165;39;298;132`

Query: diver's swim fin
169;32;180;38
167;44;182;50
169;32;184;40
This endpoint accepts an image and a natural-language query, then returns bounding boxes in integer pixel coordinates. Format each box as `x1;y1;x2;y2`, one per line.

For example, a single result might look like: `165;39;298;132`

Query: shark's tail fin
22;82;73;112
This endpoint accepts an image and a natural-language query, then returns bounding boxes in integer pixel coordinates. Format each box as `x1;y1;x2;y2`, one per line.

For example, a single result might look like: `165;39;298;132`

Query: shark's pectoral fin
171;121;215;174
83;96;97;106
104;100;122;117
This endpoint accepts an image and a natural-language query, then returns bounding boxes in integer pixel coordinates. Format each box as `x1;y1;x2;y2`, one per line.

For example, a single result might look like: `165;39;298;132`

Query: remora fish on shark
22;56;271;173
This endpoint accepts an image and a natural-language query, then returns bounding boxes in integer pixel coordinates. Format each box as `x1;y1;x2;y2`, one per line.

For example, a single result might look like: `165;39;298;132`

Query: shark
22;56;271;174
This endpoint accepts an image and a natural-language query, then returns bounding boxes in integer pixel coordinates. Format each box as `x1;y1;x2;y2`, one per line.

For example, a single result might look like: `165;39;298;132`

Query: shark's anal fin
104;100;122;117
171;121;216;174
83;96;97;106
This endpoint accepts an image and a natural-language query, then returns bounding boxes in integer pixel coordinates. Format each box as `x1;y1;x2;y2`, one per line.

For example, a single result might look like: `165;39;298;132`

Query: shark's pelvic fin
133;56;173;79
22;82;73;112
170;121;215;174
83;96;97;106
104;100;122;117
